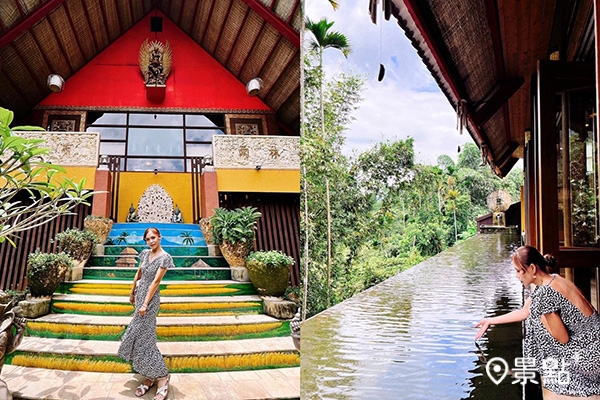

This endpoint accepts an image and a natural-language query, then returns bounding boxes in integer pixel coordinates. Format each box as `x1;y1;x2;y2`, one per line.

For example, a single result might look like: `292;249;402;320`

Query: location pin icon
486;357;509;385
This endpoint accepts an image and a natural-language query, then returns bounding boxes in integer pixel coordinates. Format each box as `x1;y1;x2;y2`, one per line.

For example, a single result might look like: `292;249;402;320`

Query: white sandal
153;374;170;400
135;378;154;397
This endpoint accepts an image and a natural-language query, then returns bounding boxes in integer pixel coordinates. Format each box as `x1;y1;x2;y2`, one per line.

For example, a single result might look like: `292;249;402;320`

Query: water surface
302;233;531;399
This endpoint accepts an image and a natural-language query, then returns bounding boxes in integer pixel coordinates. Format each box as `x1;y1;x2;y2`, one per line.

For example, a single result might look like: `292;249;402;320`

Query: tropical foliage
0;107;93;245
54;228;99;261
301;18;523;318
210;207;262;245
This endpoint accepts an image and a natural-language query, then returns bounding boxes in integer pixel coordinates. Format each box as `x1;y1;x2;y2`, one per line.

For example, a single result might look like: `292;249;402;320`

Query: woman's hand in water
474;318;491;340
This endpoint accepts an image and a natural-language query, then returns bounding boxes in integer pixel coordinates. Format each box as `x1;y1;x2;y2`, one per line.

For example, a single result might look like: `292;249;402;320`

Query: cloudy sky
304;0;474;165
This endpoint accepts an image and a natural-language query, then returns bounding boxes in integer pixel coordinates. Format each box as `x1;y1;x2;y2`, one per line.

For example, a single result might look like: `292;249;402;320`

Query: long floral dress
525;275;600;397
118;249;174;378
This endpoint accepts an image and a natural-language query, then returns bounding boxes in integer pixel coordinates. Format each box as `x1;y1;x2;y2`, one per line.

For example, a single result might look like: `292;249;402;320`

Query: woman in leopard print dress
118;227;174;400
475;246;600;398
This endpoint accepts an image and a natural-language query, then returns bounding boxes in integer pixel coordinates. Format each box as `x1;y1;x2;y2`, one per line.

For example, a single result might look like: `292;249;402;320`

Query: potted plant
54;228;98;280
245;250;294;297
211;207;261;281
26;250;74;297
83;215;113;245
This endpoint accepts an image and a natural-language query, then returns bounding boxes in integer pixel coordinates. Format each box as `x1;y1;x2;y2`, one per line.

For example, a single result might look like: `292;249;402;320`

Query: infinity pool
301;233;538;399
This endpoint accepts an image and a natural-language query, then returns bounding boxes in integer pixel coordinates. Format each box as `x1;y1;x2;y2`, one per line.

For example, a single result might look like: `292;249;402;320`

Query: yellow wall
32;166;96;189
117;172;193;223
216;169;300;193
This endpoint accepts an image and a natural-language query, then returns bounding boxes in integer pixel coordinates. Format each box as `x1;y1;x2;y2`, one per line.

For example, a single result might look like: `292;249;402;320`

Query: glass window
90;113;127;125
186;143;213;157
127;158;184;172
100;142;126;155
186;129;224;141
557;88;598;247
186;114;224;127
90;127;126;140
129;113;182;126
128;128;183;156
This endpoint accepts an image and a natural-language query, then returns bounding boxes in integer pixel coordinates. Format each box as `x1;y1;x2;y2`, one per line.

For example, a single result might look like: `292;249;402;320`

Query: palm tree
180;231;195;246
305;17;350;309
116;231;129;245
305;17;351;139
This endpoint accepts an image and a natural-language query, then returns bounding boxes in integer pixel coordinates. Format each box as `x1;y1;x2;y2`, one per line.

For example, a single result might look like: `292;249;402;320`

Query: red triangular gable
40;11;272;112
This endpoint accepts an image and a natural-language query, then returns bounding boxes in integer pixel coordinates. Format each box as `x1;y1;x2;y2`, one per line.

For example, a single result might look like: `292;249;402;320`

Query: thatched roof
383;0;593;176
0;0;300;134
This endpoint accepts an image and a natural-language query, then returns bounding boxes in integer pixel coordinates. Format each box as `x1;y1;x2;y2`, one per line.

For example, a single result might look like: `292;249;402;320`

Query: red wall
40;12;271;112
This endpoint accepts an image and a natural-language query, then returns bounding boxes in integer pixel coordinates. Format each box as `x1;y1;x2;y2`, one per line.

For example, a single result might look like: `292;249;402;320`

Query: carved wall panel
213;135;300;170
14;132;100;167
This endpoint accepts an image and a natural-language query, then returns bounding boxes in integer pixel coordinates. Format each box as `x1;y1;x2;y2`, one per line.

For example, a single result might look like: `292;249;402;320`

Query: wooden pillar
91;168;112;218
200;167;219;218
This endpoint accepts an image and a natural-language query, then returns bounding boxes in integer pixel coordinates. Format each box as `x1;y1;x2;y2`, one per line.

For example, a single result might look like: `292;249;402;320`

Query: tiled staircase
2;223;299;400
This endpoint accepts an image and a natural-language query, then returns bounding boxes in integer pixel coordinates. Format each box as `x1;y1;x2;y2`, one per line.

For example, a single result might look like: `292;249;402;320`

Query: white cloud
305;0;475;164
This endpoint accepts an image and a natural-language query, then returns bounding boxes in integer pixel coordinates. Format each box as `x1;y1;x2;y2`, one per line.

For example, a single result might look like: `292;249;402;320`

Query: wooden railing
219;192;300;286
0;202;91;291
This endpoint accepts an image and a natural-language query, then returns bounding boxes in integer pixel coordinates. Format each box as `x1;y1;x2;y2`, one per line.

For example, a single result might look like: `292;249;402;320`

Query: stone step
2;365;300;400
57;280;256;296
25;314;291;342
7;336;298;374
81;266;232;281
50;293;264;316
16;336;296;357
87;255;228;268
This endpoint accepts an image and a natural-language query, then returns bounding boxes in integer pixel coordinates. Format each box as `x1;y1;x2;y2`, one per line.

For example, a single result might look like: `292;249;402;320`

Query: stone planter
220;240;254;282
63;258;88;281
18;297;51;318
84;217;113;245
199;218;215;245
220;240;253;267
245;260;291;297
27;253;72;297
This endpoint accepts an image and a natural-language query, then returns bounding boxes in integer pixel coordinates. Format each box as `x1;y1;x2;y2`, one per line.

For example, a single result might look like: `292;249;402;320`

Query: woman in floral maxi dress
118;227;174;400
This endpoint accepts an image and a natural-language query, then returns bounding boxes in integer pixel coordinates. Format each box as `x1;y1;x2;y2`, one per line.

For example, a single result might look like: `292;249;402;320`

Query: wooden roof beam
0;0;65;49
471;78;525;128
239;0;299;48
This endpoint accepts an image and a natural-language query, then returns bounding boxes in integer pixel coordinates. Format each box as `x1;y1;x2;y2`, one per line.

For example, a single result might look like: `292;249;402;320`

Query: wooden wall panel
219;192;300;286
0;202;91;291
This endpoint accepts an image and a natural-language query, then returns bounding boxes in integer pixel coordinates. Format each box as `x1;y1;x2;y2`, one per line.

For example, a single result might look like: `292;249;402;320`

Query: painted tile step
57;280;256;297
107;223;206;247
50;294;264;316
33;313;281;326
103;245;209;256
2;365;300;400
82;266;232;281
88;255;227;268
25;314;291;341
16;336;297;357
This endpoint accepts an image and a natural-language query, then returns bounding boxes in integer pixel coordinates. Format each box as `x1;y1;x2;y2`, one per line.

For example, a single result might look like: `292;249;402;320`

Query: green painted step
6;336;299;373
87;255;227;267
24;314;291;342
50;296;263;316
56;280;257;297
103;245;209;256
82;266;231;281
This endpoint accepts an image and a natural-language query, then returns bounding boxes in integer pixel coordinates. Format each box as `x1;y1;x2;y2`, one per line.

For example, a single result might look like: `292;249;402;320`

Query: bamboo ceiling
385;0;593;176
0;0;301;134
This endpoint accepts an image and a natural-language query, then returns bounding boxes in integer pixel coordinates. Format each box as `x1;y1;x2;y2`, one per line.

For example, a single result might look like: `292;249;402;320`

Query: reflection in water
302;233;540;399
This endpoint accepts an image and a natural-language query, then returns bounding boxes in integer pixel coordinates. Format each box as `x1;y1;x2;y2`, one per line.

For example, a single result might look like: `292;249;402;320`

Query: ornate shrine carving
136;184;174;223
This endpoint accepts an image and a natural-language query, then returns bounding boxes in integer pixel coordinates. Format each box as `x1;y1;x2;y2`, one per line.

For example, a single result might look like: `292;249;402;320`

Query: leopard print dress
118;249;174;378
525;275;600;397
